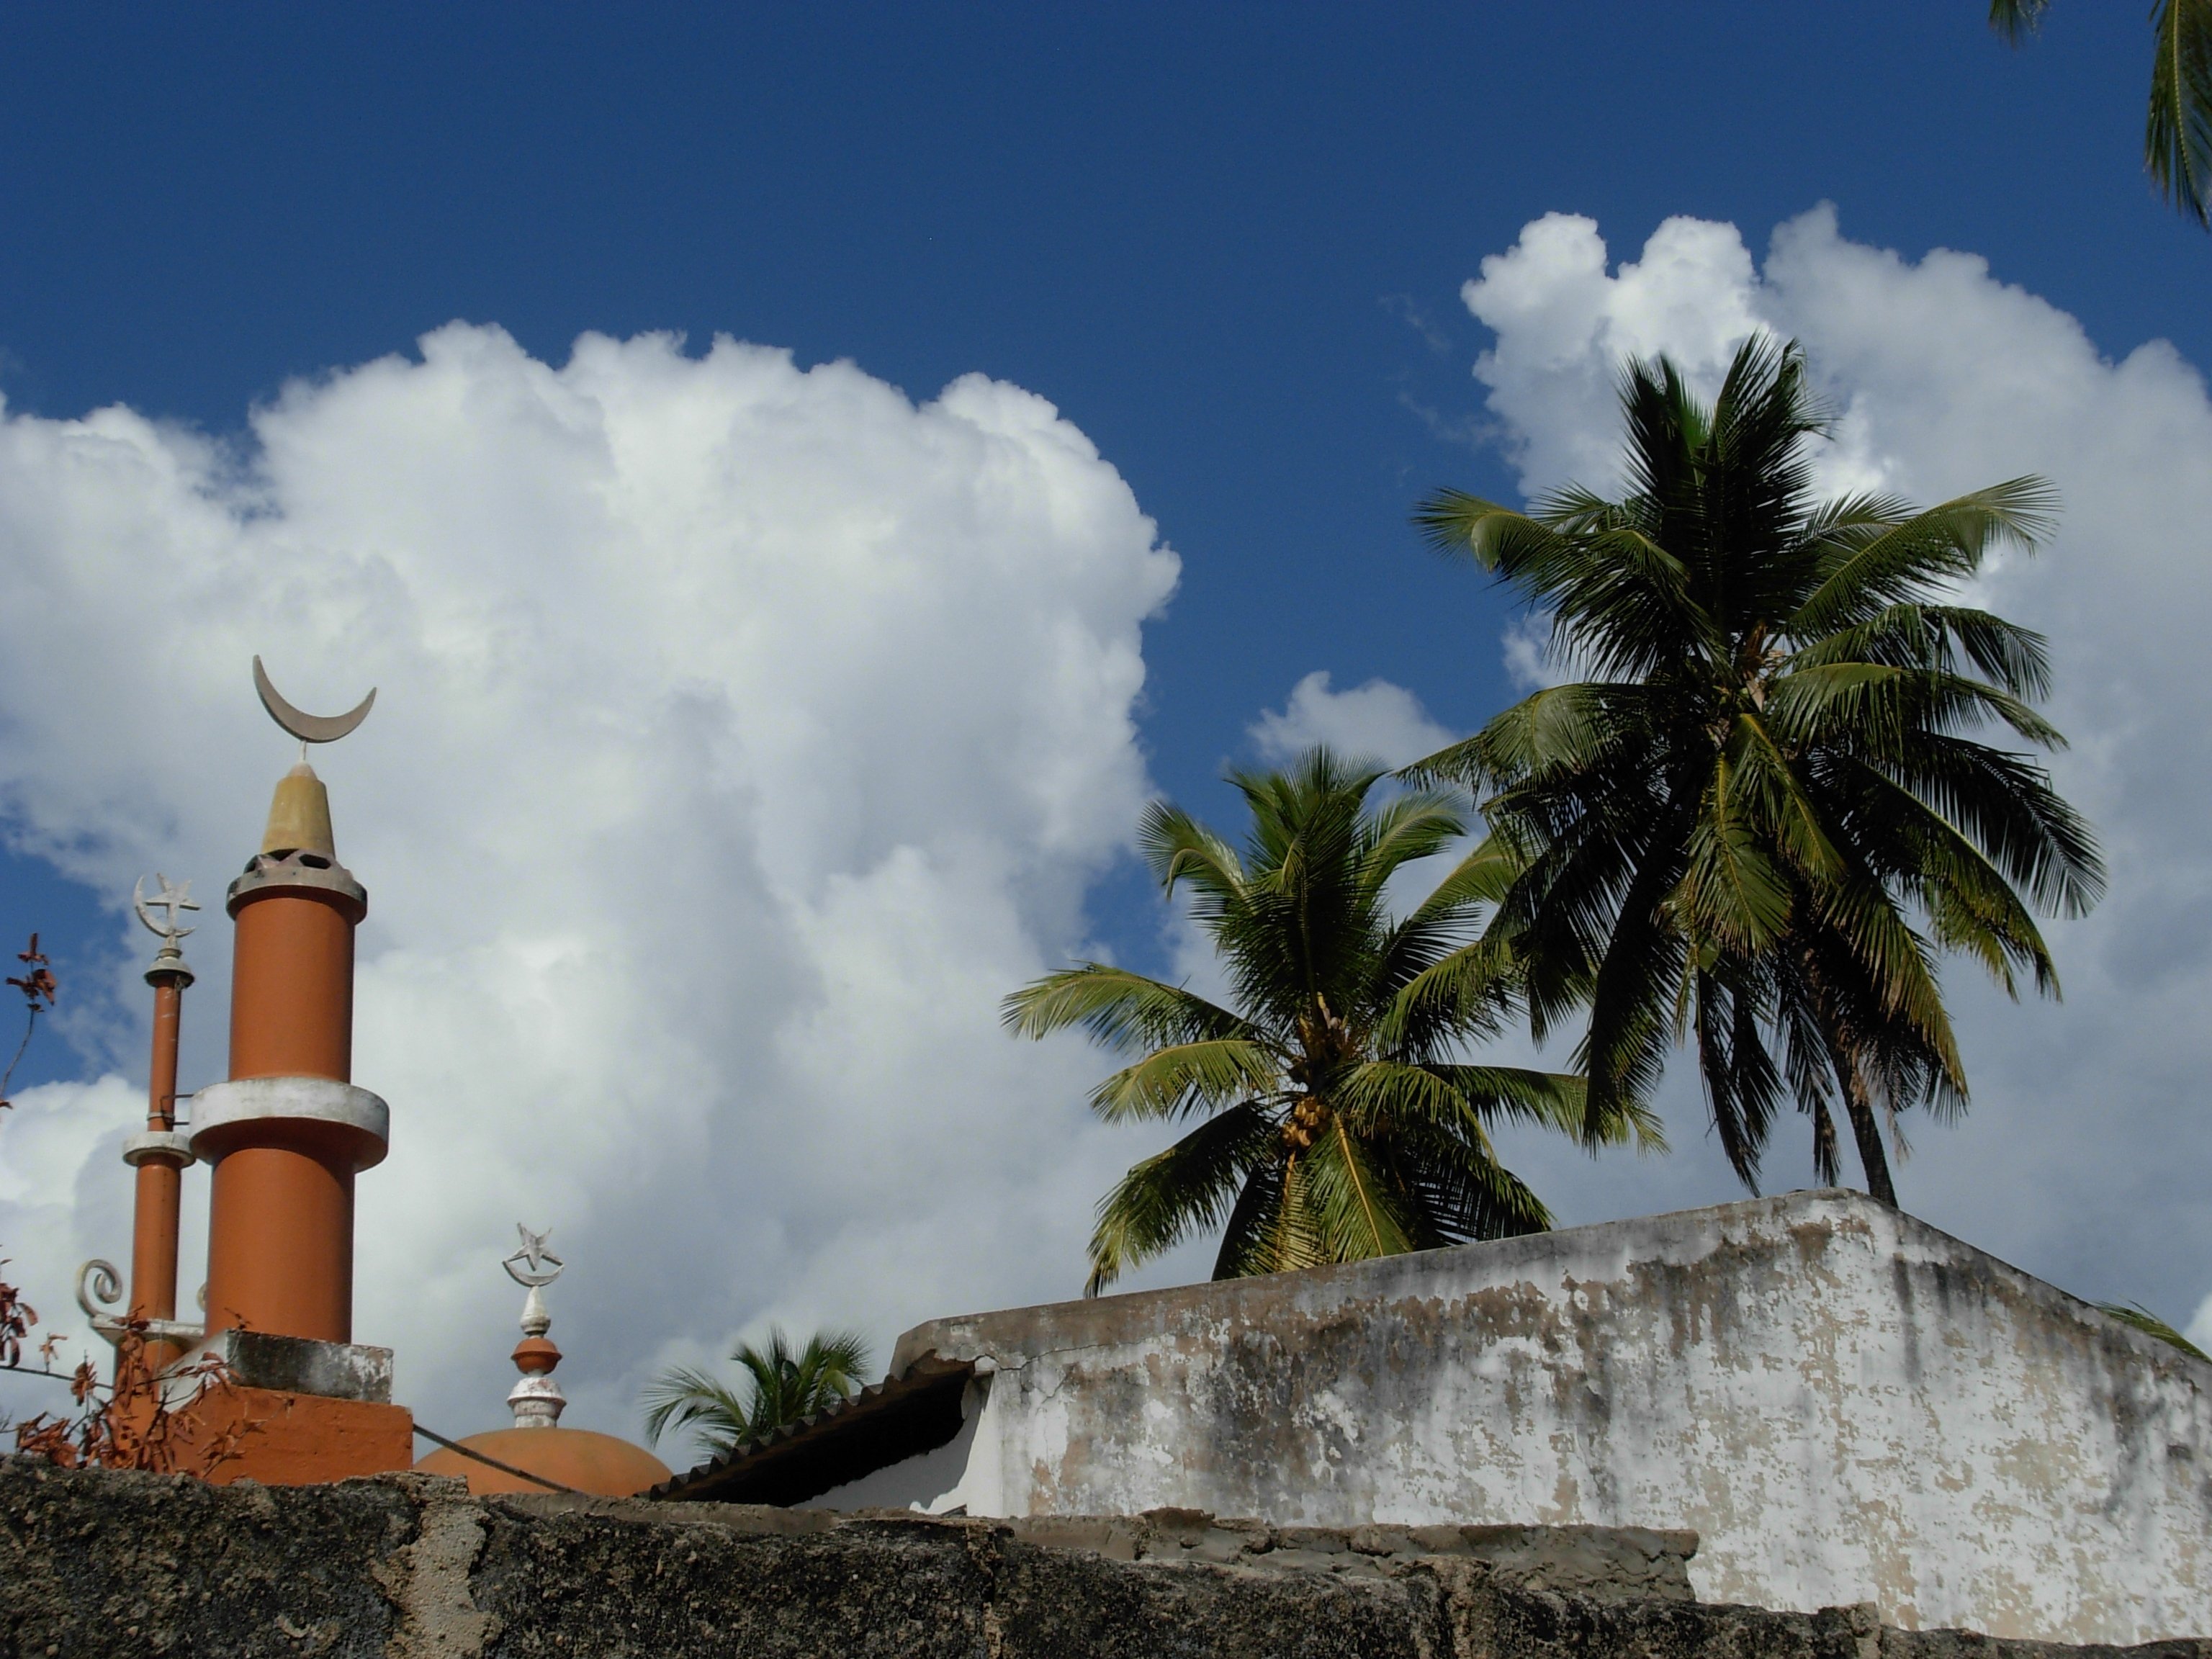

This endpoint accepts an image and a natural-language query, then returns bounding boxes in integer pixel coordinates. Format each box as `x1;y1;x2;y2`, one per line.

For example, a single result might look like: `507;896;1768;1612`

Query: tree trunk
1795;938;1901;1209
1834;1049;1899;1208
1809;1099;1843;1187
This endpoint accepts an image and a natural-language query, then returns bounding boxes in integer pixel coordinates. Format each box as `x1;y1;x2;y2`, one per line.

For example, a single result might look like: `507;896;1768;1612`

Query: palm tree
1410;337;2103;1207
642;1326;873;1457
1003;749;1660;1295
1990;0;2212;225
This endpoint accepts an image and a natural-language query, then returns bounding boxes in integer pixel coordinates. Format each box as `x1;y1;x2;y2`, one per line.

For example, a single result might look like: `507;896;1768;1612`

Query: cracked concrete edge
489;1491;1694;1598
364;1475;495;1659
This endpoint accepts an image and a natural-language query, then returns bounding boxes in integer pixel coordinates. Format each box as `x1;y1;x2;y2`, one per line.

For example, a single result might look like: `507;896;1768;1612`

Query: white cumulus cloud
1465;212;1763;497
1457;206;2212;1334
0;324;1179;1456
1249;671;1457;770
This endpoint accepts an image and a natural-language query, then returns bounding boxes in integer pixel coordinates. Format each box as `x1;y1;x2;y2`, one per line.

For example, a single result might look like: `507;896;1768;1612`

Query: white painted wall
869;1191;2212;1644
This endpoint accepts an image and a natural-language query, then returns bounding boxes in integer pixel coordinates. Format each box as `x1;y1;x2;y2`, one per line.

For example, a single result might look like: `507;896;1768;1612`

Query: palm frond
1305;1117;1419;1262
1404;831;1524;917
1210;1155;1290;1280
1088;1038;1280;1123
1768;661;2067;752
1725;713;1845;883
1787;480;2056;639
1357;788;1470;902
643;1326;873;1453
1139;800;1249;921
640;1367;752;1452
1989;0;2049;45
1341;1058;1663;1152
1677;750;1795;953
1691;962;1785;1187
1378;932;1523;1053
1807;878;1964;1095
1086;1105;1277;1294
2100;1301;2211;1362
1843;737;2104;920
1001;963;1251;1051
2149;0;2212;225
1574;840;1691;1135
1422;682;1648;792
1391;1120;1555;1241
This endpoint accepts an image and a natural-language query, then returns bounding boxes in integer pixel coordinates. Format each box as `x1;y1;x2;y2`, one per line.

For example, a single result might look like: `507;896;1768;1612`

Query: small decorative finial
253;655;377;745
132;874;199;984
503;1223;567;1429
133;874;199;945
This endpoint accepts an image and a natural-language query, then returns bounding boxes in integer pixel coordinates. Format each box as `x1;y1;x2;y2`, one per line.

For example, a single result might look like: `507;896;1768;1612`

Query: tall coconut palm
1991;0;2212;225
1410;337;2103;1207
642;1326;872;1457
1003;750;1660;1295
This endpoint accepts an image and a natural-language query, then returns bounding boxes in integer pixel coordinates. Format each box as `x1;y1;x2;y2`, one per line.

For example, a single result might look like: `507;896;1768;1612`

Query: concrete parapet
3;1457;2207;1659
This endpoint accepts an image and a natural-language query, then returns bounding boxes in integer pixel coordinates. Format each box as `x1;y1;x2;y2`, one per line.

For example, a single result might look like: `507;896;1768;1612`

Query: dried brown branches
10;1315;258;1478
4;1252;257;1479
0;932;57;1112
0;1254;46;1370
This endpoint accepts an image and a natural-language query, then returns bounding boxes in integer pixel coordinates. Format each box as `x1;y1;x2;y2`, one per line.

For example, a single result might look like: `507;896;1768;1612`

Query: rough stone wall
879;1190;2212;1644
4;1459;2208;1659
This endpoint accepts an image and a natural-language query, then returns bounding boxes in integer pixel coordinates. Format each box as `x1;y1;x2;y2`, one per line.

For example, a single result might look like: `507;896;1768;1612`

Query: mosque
77;661;668;1498
63;662;2212;1645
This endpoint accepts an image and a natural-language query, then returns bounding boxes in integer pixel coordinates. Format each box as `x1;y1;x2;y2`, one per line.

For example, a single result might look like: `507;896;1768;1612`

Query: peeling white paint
868;1191;2212;1644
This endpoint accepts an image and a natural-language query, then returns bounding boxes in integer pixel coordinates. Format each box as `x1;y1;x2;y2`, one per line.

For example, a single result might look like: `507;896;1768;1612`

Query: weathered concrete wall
3;1457;2207;1659
861;1190;2212;1645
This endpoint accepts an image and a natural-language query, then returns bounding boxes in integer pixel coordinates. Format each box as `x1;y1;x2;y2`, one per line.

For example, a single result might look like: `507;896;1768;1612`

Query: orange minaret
120;877;201;1371
153;662;412;1488
194;761;386;1343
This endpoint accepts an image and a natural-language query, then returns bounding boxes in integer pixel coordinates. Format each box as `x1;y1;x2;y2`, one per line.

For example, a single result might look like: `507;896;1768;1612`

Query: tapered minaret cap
261;763;337;860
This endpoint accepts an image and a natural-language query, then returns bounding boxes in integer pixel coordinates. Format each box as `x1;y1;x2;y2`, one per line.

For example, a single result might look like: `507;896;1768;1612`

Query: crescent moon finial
253;656;376;745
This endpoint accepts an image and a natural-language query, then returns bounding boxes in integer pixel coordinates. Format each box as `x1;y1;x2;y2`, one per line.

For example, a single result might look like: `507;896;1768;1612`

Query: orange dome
414;1426;672;1497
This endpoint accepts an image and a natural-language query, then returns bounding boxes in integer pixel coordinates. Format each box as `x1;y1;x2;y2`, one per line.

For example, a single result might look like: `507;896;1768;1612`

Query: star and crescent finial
132;874;199;945
504;1224;565;1290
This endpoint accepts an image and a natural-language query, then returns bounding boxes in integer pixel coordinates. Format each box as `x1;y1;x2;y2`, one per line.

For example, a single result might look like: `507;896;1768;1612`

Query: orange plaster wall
181;1386;413;1487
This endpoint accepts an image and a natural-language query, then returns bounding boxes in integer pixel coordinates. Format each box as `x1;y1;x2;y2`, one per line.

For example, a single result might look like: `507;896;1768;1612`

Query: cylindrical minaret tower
139;662;416;1488
121;876;201;1370
192;763;387;1342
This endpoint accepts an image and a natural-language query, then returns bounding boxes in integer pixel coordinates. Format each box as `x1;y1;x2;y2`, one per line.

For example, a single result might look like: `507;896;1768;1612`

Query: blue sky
4;7;2198;764
2;5;2209;1437
0;0;2196;1081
